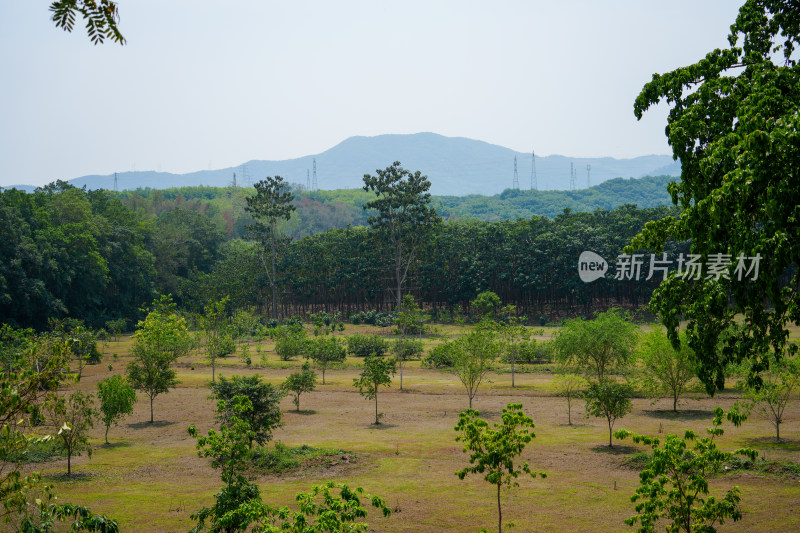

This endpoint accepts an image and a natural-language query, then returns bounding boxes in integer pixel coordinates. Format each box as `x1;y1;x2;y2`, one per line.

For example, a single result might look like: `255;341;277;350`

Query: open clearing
33;328;800;532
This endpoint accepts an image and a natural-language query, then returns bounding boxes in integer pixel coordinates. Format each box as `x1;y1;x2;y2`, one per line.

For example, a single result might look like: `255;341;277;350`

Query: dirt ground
35;335;800;532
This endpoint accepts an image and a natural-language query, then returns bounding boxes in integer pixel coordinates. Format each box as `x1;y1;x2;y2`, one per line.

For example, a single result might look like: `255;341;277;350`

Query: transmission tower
113;172;118;192
512;156;520;190
231;172;237;188
569;162;576;191
586;164;591;188
530;150;537;190
312;158;318;191
306;169;311;190
240;165;249;185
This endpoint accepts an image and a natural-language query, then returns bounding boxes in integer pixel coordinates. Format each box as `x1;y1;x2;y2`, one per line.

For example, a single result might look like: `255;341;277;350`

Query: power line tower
569;162;576;191
113;172;118;192
231;172;237;188
530;150;537;190
306;169;311;191
586;164;591;188
512;156;520;190
312;158;318;191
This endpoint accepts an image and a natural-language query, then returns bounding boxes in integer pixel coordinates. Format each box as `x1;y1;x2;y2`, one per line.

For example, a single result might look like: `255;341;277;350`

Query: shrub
422;343;455;368
346;334;388;358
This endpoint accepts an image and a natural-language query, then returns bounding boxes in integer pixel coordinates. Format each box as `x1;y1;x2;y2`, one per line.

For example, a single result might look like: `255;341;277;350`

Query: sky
0;1;744;187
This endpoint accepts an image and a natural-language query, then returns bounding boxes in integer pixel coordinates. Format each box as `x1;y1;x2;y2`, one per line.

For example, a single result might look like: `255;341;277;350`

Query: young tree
637;328;697;412
281;363;317;412
585;380;633;447
497;309;530;388
202;297;235;382
615;407;757;533
552;373;587;425
105;318;127;342
210;375;283;448
742;357;799;441
553;308;638;381
392;338;423;392
246;176;295;319
471;291;501;320
306;336;346;385
353;356;396;425
394;294;427;336
45;391;97;477
274;327;307;361
447;328;501;409
454;403;546;533
97;374;136;444
127;295;190;423
628;1;800;394
188;395;261;533
362;161;440;309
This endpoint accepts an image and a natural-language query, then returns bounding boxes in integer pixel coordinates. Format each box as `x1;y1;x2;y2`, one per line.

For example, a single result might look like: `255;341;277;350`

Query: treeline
113;174;676;240
0;181;683;329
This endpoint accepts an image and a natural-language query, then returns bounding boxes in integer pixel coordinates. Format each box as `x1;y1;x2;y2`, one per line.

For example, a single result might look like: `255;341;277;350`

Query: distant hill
5;133;680;197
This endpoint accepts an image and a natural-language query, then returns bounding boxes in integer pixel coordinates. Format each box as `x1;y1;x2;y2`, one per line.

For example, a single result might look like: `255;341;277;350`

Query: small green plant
615;407;757;533
353;356;396;424
455;403;545;533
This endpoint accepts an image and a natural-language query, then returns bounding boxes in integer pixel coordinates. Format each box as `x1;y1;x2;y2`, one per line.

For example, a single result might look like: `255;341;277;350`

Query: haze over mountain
5;133;680;196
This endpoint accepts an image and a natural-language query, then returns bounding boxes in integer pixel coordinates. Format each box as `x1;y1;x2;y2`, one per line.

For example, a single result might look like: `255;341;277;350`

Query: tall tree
209;375;283;448
246;176;295;319
628;0;800;393
97;374;136;444
362;162;440;309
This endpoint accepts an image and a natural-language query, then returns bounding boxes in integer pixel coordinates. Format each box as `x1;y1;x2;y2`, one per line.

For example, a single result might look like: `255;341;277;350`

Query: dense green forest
0;178;682;329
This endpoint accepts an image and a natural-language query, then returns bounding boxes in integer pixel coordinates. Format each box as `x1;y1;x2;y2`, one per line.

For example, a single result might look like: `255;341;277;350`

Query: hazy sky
0;1;743;187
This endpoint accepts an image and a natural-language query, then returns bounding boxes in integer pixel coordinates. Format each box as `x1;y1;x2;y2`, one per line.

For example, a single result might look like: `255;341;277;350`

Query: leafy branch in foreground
615;407;757;533
50;0;126;45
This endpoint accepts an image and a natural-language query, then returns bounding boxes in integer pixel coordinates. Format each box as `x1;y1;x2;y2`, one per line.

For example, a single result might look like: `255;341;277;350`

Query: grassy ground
30;324;800;532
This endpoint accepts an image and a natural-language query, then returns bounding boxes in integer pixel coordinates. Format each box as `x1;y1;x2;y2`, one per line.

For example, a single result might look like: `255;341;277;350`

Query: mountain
10;133;680;197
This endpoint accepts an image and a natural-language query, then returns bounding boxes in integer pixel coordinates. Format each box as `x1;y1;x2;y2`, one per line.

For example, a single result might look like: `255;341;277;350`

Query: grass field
30;325;800;532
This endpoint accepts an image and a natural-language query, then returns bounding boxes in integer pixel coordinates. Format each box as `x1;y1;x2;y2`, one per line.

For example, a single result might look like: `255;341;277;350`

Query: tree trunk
673;393;678;412
150;395;154;423
511;359;515;388
776;421;781;441
67;451;72;476
105;425;109;445
374;393;380;425
496;482;502;533
399;363;404;392
469;395;473;410
271;222;278;320
212;358;216;382
608;418;613;447
567;398;572;425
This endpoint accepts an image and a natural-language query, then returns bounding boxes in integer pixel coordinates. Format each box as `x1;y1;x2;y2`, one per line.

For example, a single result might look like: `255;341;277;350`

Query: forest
0;177;681;330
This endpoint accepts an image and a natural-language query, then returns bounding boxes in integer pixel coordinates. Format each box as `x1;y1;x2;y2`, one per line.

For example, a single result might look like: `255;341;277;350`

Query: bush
421;342;454;368
346;334;388;358
5;437;66;463
249;443;353;474
348;310;398;328
501;340;552;364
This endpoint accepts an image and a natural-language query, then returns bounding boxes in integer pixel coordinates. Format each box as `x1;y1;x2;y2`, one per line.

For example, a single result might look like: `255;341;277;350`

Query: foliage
306;337;347;385
421;343;455;369
281;363;317;412
392;338;423;392
345;334;388;359
248;443;351;474
275;328;308;361
45;390;97;477
188;395;261;533
96;374;136;444
362;161;440;309
353;356;396;425
246;176;296;320
551;373;587;425
636;328;697;412
627;1;800;394
615;407;757;533
49;0;125;45
471;291;501;319
741;356;800;441
105;318;127;342
203;297;235;382
553;308;638;381
446;328;501;409
585;380;633;447
454;403;545;533
393;294;427;335
210;375;283;448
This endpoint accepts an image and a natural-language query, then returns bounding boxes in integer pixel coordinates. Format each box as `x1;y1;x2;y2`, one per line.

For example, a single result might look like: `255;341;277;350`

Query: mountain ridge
4;132;680;196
